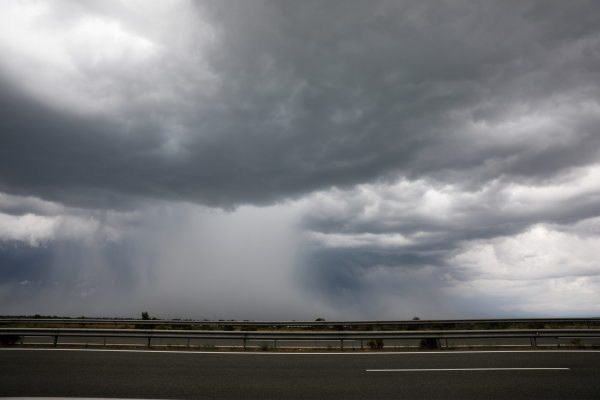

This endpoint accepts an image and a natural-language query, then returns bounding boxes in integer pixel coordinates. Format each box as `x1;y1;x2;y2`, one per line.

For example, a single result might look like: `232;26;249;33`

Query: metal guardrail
2;328;599;350
1;317;599;327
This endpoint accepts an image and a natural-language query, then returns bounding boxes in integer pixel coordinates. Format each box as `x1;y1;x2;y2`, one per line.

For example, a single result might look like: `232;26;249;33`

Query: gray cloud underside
1;1;599;210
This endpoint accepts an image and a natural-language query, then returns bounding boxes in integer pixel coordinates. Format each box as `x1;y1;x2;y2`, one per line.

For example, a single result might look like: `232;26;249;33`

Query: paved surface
1;349;599;399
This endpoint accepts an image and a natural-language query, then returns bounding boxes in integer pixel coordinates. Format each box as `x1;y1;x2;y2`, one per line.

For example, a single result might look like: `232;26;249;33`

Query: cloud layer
1;0;599;319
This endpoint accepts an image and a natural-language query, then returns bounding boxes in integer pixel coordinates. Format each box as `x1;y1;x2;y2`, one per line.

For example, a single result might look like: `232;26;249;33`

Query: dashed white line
367;368;570;371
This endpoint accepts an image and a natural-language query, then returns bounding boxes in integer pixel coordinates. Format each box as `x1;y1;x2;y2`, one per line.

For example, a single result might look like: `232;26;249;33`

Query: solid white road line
367;368;570;371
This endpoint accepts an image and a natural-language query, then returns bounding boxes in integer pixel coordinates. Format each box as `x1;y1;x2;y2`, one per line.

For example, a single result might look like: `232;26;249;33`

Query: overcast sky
1;0;600;320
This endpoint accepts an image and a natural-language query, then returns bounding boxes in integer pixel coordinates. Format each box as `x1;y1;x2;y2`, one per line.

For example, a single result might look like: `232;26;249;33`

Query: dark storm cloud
2;1;600;318
0;241;55;285
0;1;598;210
300;247;448;292
0;239;135;287
0;237;138;314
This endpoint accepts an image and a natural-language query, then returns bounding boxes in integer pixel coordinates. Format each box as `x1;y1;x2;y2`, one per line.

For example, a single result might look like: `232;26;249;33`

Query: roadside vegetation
2;314;597;332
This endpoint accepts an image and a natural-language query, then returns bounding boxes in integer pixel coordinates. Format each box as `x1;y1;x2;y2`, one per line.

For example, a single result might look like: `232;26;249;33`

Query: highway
2;349;599;399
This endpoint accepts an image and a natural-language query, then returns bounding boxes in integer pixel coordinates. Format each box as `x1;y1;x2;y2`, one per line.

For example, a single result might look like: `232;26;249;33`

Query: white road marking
368;368;570;371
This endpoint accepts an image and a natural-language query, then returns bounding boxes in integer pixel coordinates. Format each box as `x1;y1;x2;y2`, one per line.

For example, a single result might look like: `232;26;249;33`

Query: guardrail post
361;339;363;350
530;337;537;348
147;337;151;349
274;339;277;349
436;339;441;349
54;335;58;347
20;336;24;346
187;338;190;349
243;334;247;350
103;337;106;346
341;334;344;350
445;338;448;349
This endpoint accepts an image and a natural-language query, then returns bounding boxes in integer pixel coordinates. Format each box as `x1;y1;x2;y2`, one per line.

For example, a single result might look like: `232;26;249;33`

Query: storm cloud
1;0;600;319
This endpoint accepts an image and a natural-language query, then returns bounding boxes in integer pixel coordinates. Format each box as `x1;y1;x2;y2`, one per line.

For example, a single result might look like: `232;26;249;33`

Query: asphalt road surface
1;349;599;399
